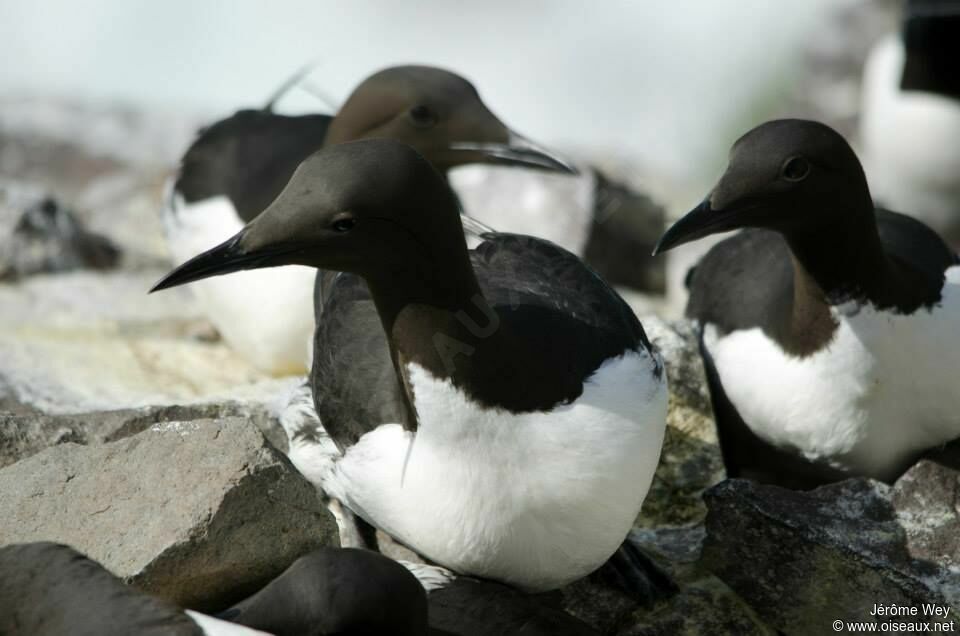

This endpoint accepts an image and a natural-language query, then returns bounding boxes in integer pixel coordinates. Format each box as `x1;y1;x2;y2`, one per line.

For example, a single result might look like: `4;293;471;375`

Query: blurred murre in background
153;139;671;602
164;64;665;375
860;0;960;246
163;65;575;376
655;118;960;490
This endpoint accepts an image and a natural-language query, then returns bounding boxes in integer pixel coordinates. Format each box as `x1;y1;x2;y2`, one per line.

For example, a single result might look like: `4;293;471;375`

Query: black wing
685;228;793;335
312;233;651;450
875;208;959;275
174;110;332;222
311;272;405;451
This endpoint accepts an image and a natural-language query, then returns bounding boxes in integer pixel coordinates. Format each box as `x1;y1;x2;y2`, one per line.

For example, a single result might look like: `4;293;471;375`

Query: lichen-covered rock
700;478;958;634
0;418;336;610
637;317;724;527
892;460;960;568
618;574;774;636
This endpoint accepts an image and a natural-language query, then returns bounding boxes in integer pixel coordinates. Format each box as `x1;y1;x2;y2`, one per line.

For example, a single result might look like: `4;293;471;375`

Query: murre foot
592;538;677;606
398;560;457;592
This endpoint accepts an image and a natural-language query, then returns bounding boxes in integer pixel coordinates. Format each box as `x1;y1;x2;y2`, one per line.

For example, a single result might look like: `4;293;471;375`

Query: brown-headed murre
164;65;575;375
654;119;960;489
153;139;668;593
0;542;428;636
860;0;960;246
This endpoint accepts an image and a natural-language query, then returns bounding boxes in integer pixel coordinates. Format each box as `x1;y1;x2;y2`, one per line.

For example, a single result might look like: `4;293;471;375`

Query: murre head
152;139;469;292
654;119;873;253
324;65;575;173
218;547;429;636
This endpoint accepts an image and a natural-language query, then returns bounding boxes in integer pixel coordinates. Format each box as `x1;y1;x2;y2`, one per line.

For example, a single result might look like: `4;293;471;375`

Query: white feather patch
162;192;316;375
705;266;960;480
319;349;667;592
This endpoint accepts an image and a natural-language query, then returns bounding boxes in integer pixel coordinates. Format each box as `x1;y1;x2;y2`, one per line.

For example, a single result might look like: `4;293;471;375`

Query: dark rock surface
0;418;336;611
431;579;600;636
700;477;958;634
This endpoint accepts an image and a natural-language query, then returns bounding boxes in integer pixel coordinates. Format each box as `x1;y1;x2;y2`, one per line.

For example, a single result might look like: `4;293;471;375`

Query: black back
174;110;332;221
312;233;652;450
0;542;201;636
220;547;428;636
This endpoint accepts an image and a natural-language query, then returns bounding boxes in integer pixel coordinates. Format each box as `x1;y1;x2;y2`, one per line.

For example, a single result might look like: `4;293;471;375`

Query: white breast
319;350;667;592
162;192;316;375
705;266;960;481
860;36;960;237
448;164;596;256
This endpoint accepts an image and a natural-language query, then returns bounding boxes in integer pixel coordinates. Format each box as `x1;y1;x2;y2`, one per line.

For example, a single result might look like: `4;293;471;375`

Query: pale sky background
1;0;854;193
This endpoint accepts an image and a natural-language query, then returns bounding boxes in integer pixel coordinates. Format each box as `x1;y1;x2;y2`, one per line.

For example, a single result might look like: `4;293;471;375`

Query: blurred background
1;0;896;202
0;0;902;411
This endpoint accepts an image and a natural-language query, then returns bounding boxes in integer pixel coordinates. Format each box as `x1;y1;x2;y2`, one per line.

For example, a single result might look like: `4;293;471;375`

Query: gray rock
0;418;336;610
561;574;641;635
0;401;286;469
700;478;957;634
638;318;724;527
618;575;774;636
892;460;960;568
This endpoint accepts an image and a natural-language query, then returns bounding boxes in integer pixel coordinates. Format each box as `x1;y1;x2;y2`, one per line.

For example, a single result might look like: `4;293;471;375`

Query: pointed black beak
150;232;305;293
652;199;727;255
447;131;578;175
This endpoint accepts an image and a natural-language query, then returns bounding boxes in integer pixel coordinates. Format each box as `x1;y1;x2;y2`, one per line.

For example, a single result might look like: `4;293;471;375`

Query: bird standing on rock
153;139;668;594
655;118;960;490
164;65;575;375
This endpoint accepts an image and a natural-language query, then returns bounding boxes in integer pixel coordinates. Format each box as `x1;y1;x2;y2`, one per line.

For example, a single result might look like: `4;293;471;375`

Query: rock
892;460;960;569
431;579;599;636
0;267;302;415
561;574;642;635
638;317;724;527
0;418;336;610
618;575;774;636
700;478;958;633
0;401;286;469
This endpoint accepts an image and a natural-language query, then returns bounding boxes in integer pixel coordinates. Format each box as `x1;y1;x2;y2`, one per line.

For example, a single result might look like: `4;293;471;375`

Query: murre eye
409;104;437;128
781;156;810;182
331;216;356;233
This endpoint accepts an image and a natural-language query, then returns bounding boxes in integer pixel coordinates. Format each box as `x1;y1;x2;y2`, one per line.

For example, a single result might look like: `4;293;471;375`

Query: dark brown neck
363;231;497;379
771;199;886;355
784;205;889;306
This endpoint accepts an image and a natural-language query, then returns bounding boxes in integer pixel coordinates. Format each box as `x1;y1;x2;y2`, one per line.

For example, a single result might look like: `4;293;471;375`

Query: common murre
860;0;960;246
153;139;668;592
654;119;960;489
164;65;574;375
0;542;429;636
